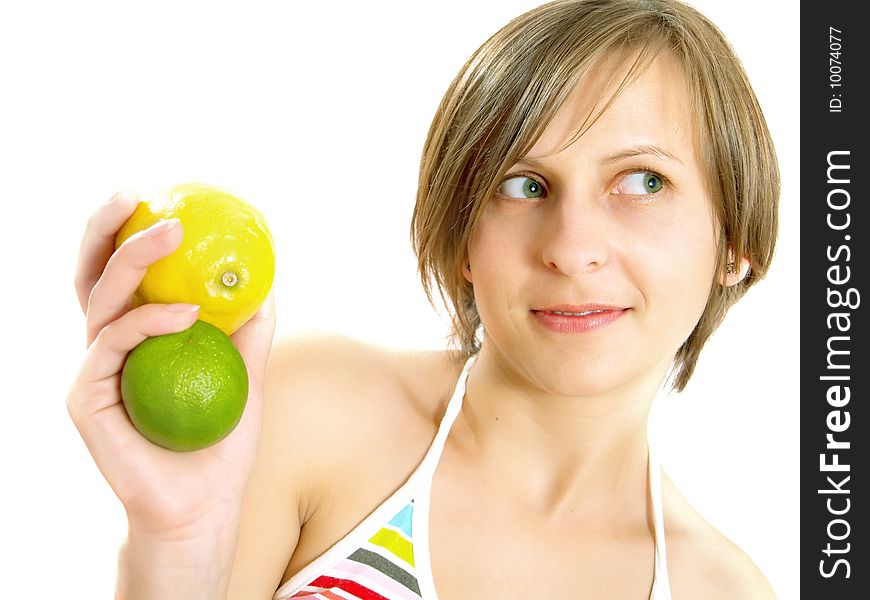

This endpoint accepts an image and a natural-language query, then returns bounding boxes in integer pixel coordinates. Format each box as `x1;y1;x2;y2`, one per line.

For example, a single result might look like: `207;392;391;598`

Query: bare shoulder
265;329;467;442
265;331;429;479
232;330;467;595
267;330;468;489
270;332;468;568
660;473;776;600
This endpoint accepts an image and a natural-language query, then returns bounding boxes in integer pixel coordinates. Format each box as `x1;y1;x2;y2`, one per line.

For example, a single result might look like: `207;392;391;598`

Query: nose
539;196;611;277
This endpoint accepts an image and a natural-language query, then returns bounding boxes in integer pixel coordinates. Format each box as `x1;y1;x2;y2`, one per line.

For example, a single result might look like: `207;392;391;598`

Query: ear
719;251;750;287
462;259;473;283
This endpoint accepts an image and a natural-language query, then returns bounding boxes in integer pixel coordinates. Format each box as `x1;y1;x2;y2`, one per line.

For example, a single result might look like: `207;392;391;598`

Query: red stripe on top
290;590;346;600
306;576;392;600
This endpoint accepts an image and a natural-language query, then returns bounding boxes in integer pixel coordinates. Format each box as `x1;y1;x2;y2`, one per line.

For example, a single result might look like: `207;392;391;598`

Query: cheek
467;211;530;276
643;215;717;329
466;215;532;318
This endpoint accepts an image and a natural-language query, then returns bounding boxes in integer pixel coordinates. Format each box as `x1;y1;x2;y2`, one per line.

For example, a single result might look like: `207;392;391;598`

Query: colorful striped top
273;354;672;600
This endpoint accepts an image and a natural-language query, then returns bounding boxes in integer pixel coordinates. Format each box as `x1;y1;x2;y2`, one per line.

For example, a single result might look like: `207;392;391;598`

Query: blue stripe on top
387;500;414;539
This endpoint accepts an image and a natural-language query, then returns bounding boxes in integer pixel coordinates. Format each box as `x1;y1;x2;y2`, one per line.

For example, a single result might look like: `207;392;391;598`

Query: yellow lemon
116;182;275;335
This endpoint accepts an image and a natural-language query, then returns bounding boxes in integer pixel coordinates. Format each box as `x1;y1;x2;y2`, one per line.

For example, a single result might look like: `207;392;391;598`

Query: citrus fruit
115;182;275;335
120;319;249;452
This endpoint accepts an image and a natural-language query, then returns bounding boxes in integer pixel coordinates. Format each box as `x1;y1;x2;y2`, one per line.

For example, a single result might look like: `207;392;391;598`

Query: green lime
120;319;249;452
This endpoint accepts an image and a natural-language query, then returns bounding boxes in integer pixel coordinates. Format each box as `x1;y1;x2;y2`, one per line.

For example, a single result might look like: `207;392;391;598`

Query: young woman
68;0;779;597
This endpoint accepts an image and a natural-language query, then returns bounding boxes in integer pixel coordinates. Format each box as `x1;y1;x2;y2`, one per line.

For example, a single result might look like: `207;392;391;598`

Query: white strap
414;353;476;482
413;353;476;600
648;443;672;600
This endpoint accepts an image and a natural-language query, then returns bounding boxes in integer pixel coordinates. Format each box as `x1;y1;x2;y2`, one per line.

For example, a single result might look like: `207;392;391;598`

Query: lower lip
532;309;628;333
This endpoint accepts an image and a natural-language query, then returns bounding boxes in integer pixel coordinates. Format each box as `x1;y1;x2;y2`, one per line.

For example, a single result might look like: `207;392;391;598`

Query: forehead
525;52;697;161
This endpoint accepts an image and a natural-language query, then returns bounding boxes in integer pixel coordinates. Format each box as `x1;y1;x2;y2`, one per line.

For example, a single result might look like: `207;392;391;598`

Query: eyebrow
601;144;683;165
514;144;683;169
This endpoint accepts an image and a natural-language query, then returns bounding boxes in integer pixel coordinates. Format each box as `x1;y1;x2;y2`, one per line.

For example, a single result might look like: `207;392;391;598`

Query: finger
85;218;184;347
231;289;276;387
67;386;158;500
75;191;142;315
68;303;201;486
67;379;185;507
77;302;200;390
215;291;276;461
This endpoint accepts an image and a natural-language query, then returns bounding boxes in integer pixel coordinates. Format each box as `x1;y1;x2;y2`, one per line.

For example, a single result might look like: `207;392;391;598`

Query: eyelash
495;167;671;203
617;165;670;202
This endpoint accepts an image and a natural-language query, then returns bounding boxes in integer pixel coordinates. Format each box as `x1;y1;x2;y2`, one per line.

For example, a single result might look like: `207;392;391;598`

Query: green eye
498;176;545;199
643;173;663;193
614;171;665;195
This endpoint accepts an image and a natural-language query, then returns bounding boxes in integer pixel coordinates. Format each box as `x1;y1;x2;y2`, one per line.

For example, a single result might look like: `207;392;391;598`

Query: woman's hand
67;191;276;597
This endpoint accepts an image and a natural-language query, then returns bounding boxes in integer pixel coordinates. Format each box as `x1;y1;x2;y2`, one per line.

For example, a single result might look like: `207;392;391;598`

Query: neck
454;342;669;518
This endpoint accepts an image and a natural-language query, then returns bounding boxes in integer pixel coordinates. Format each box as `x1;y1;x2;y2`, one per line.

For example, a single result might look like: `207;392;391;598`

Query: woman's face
465;53;719;397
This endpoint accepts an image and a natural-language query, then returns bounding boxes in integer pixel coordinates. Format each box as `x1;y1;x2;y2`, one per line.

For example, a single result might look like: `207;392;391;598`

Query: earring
726;261;737;275
466;262;471;272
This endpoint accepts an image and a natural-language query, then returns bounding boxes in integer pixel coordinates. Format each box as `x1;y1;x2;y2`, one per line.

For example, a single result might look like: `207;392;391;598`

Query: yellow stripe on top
369;527;415;567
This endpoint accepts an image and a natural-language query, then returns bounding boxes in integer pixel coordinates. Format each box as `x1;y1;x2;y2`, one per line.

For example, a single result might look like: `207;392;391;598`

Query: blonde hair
410;0;779;391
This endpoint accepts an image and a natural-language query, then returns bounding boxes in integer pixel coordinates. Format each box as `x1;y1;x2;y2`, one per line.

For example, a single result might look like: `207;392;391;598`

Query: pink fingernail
144;218;180;238
166;303;199;313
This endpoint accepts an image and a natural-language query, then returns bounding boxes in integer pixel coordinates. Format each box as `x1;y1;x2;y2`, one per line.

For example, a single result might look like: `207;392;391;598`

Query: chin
542;365;639;397
510;349;653;398
481;327;672;399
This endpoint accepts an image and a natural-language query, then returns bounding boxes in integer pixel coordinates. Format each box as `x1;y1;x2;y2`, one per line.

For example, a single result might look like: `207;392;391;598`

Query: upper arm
718;546;777;599
225;331;369;598
668;524;776;599
703;547;776;599
662;476;777;600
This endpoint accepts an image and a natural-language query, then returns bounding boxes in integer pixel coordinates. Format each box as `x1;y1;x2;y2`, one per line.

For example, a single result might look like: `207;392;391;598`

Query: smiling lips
532;304;628;333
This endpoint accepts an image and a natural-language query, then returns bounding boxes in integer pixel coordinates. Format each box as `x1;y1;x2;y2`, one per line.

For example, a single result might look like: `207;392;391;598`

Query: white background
0;1;798;598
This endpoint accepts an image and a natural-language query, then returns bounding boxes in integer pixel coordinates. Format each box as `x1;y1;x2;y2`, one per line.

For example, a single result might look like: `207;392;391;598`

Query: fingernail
166;303;199;313
143;218;180;238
